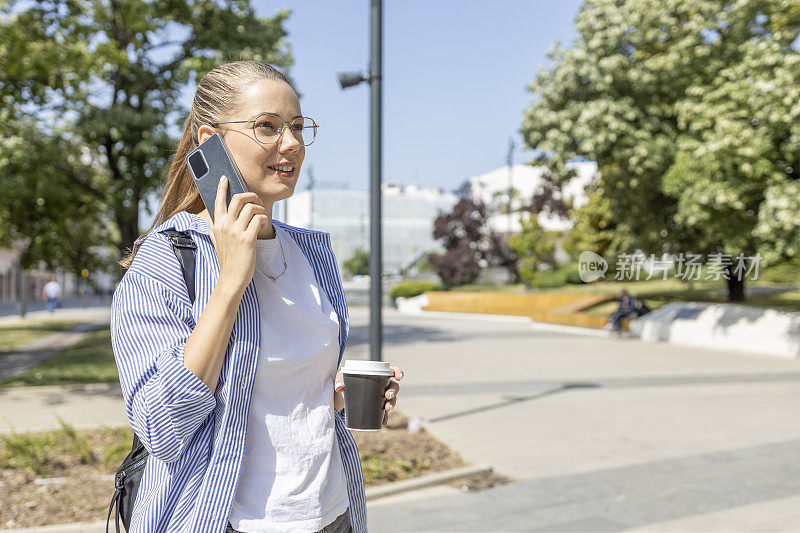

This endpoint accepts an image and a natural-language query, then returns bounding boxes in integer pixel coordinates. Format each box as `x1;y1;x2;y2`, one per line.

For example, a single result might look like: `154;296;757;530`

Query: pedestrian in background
111;60;402;533
605;288;638;334
41;277;61;313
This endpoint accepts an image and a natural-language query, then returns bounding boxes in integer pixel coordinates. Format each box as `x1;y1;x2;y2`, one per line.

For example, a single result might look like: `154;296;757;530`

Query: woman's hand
209;176;269;295
334;366;404;426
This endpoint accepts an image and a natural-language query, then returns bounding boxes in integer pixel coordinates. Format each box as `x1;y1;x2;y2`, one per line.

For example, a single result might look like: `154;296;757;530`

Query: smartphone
185;133;249;221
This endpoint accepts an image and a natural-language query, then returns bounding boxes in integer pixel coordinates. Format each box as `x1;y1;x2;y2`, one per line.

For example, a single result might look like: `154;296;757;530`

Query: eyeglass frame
208;112;319;146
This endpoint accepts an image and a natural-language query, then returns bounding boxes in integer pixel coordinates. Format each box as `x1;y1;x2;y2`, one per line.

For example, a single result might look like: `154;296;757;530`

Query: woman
112;60;403;533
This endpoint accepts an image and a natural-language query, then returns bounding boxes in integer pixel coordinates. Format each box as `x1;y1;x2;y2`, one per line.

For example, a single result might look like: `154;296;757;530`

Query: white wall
470;161;597;233
278;187;457;276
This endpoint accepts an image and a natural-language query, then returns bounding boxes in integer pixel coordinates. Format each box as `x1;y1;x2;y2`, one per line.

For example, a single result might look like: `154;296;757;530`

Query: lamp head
338;71;368;89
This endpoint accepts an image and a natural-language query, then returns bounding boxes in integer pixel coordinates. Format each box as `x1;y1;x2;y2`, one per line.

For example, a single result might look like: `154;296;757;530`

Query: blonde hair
118;61;293;270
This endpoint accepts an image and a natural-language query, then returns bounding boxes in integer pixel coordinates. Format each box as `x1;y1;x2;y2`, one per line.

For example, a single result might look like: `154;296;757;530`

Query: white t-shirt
43;281;61;298
228;225;349;533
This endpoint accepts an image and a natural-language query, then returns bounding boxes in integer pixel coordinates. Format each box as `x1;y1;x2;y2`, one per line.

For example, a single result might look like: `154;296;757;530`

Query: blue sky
260;0;583;194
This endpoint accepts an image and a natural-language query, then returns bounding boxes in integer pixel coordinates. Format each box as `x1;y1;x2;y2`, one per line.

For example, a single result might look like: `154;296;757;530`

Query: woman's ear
197;124;216;145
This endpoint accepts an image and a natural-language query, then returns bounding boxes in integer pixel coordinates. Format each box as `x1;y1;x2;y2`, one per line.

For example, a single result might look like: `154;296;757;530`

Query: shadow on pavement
347;323;462;347
429;383;601;423
0;383;121;407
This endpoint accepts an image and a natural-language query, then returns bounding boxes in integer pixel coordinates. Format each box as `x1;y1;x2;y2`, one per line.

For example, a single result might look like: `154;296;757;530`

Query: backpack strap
159;229;197;304
106;230;197;533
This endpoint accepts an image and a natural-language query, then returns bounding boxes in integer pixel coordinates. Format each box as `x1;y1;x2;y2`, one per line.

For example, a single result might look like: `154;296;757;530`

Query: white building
276;184;457;276
469;161;597;234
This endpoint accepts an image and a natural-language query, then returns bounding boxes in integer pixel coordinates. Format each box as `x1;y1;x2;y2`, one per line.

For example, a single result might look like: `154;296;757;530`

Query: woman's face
197;79;305;206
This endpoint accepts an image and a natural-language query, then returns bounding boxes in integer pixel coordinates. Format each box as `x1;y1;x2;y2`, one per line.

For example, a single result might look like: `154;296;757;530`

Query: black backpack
107;229;197;533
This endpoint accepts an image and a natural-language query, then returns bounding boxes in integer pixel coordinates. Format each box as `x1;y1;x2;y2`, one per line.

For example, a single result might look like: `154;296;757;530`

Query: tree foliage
523;168;570;219
521;0;800;298
508;216;555;288
0;0;292;274
428;199;490;288
343;247;369;277
0;116;109;275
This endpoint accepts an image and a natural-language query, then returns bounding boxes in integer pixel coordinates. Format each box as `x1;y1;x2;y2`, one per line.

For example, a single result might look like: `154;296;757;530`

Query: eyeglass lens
254;114;317;146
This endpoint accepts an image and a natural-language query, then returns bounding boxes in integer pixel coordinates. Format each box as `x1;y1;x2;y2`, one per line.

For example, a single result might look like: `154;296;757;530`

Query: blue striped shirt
110;211;367;533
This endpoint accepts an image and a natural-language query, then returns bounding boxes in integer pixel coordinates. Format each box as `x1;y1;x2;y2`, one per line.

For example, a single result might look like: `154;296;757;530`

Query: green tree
0;0;292;274
0;116;110;276
521;0;799;301
508;216;555;288
563;191;636;276
343;247;369;278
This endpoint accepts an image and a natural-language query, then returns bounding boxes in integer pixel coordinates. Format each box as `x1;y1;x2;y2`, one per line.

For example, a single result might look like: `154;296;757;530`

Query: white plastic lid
341;359;394;376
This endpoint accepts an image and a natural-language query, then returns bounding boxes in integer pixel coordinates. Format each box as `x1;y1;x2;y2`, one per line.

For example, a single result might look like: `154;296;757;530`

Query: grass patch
360;453;424;485
578;281;800;315
0;326;118;387
0;319;82;354
0;418;132;480
442;277;800;314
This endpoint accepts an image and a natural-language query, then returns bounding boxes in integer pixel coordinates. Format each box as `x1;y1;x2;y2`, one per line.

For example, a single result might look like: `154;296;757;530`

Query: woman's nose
278;127;302;153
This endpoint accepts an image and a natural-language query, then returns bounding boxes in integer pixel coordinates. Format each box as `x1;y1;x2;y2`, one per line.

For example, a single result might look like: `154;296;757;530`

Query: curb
1;521;108;533
402;308;623;338
529;320;617;338
410;309;533;323
365;463;493;501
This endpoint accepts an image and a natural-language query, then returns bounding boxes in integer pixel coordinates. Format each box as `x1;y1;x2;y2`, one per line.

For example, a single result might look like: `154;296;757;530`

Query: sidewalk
0;306;121;434
0;304;111;326
5;306;800;531
360;308;800;531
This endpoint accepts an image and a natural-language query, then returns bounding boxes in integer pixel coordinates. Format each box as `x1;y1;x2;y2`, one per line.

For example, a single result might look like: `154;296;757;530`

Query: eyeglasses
209;112;318;146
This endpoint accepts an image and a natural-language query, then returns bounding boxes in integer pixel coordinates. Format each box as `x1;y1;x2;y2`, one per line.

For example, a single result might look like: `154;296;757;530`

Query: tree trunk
725;261;746;302
116;211;140;262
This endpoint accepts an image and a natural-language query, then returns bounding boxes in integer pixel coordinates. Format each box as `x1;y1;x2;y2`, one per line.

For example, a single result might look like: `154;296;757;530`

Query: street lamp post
506;137;515;284
338;0;383;363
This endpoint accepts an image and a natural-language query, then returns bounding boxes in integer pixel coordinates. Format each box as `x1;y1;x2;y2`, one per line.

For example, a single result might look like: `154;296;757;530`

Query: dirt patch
446;470;520;493
0;411;510;529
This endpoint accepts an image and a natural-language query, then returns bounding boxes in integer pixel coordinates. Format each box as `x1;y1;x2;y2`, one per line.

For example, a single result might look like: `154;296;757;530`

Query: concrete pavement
355;307;800;531
0;296;112;323
5;304;800;531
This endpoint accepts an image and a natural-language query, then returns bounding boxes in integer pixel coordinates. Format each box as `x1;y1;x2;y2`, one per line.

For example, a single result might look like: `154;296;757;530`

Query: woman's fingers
384;377;399;413
237;202;267;232
214;175;228;221
226;192;262;226
384;397;397;411
385;381;399;400
389;365;404;381
245;215;269;237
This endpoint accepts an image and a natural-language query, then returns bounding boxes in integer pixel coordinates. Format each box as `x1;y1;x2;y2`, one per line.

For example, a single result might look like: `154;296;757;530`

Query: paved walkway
0;322;107;382
0;307;118;434
358;308;800;531
0;304;110;325
4;305;800;531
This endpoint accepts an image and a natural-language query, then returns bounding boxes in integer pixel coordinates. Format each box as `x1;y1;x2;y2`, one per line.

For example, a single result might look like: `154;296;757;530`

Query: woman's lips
268;164;295;177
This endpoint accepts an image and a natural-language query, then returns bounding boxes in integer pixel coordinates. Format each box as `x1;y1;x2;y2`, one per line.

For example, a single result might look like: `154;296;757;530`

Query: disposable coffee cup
341;360;394;431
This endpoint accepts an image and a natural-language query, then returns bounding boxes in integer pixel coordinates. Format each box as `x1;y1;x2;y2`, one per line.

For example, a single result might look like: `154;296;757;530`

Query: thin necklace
261;226;287;283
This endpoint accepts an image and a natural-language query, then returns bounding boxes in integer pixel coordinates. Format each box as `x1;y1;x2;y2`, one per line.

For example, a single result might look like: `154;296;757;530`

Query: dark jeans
226;508;351;533
609;309;635;332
